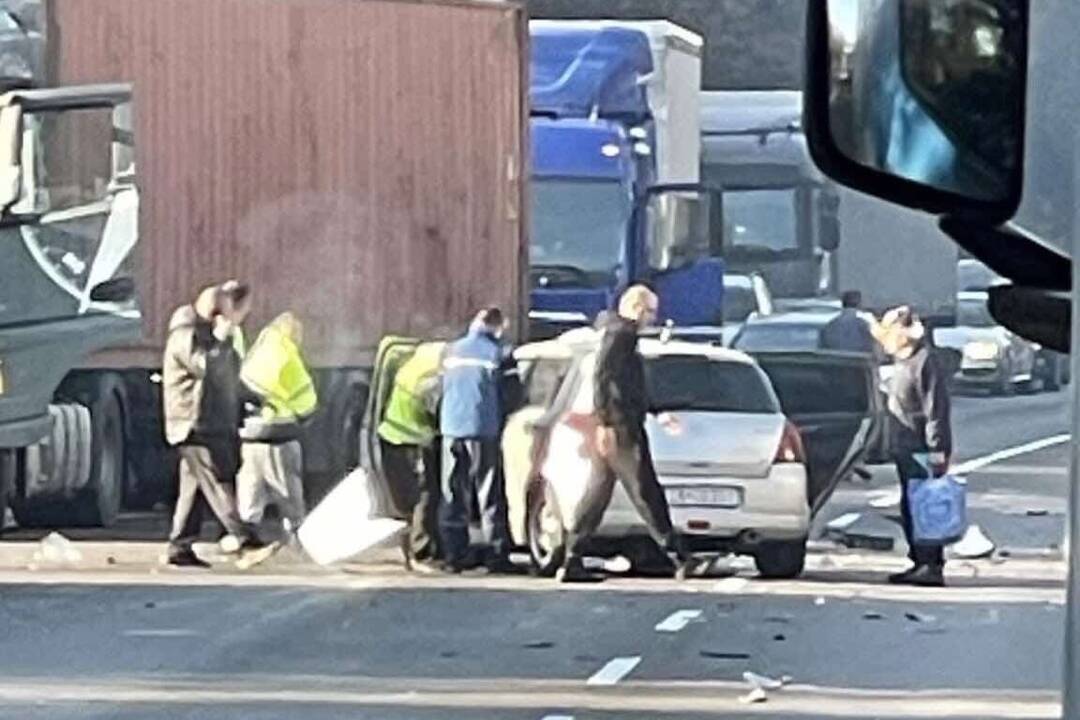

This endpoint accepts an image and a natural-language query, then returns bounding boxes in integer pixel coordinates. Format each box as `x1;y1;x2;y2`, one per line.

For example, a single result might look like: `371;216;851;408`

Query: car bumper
953;360;1006;386
595;463;810;544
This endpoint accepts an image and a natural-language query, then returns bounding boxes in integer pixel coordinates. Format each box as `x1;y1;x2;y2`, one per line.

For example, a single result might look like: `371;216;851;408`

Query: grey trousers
237;440;306;528
169;441;252;553
439;437;510;565
565;428;685;564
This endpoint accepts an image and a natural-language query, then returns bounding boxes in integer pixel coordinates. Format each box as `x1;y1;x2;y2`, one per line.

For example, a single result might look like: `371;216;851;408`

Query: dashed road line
122;629;200;638
587;656;642;686
654;609;703;633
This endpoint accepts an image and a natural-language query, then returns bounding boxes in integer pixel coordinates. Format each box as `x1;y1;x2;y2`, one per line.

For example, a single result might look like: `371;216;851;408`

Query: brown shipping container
44;0;528;369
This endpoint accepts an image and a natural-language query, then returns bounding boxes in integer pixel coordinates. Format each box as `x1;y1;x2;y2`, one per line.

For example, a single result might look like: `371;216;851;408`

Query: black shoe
484;557;522;576
889;564;945;587
167;550;211;569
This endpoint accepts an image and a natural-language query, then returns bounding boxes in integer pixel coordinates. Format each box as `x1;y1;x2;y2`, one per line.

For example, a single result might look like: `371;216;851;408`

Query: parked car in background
502;329;878;579
934;291;1039;395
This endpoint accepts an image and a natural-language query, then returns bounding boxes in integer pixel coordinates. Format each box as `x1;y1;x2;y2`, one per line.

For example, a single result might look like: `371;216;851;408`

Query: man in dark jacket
880;306;952;587
438;307;514;573
821;291;877;354
559;285;692;583
163;285;268;568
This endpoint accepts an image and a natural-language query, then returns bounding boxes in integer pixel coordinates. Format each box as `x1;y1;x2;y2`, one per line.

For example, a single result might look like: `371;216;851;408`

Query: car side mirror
805;1;1029;223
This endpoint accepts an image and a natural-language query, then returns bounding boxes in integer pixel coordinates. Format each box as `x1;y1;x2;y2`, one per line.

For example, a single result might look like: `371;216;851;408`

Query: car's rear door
748;350;880;515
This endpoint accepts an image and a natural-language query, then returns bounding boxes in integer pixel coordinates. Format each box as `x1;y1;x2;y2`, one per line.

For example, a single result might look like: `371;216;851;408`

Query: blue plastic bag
907;474;967;545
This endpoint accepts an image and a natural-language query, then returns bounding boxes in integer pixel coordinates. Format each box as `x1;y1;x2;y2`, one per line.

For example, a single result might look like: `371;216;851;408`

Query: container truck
0;0;528;526
701;90;958;324
528;20;724;339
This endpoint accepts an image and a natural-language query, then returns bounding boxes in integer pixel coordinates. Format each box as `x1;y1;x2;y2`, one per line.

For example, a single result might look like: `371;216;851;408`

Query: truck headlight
964;341;1000;361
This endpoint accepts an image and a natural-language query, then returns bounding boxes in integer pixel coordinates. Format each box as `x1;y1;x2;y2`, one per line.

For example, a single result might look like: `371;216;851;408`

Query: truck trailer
0;0;528;526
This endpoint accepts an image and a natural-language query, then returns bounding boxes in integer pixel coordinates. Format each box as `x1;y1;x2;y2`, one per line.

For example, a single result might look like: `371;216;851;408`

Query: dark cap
478;306;504;328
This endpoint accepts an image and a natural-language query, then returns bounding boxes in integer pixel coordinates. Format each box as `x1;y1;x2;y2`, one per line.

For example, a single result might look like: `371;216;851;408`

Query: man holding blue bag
877;306;955;587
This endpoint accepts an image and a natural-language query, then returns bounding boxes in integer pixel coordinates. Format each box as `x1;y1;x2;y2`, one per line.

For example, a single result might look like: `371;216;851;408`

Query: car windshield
723;189;798;252
734;324;823;351
957;297;996;327
645;355;779;413
530;178;630;284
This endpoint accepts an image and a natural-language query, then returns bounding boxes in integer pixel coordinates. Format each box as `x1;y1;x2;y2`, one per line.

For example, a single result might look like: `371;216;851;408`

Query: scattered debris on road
744;671;786;690
863;611;885;620
740;687;768;704
523;641;555;650
700;650;751;660
868;490;902;509
904;611;937;624
33;532;82;566
951;524;996;559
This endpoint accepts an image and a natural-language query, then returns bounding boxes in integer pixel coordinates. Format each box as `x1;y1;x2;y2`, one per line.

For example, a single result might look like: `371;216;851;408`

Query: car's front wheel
754;540;807;579
526;482;566;577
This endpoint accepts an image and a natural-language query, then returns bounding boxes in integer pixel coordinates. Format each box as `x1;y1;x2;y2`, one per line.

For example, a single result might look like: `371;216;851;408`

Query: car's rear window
735;324;822;352
645;356;779;414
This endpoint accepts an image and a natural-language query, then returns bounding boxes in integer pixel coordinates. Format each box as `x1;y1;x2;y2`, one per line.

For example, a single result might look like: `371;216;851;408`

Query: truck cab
528;21;723;339
0;84;138;527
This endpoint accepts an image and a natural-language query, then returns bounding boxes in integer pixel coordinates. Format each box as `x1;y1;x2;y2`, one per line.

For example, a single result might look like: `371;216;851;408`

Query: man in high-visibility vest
377;340;445;571
237;312;317;541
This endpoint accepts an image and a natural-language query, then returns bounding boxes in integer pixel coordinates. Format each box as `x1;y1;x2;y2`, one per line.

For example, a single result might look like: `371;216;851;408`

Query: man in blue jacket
439;307;514;573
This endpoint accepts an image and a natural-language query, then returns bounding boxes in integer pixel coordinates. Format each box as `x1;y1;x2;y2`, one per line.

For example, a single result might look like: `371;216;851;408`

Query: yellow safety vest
240;325;317;420
377;342;444;446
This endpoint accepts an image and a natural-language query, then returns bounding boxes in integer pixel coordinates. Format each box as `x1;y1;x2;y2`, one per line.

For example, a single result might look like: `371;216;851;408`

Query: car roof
514;329;757;365
742;311;835;328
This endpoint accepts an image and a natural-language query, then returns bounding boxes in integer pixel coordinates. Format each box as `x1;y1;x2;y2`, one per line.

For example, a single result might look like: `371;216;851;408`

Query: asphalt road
0;387;1071;719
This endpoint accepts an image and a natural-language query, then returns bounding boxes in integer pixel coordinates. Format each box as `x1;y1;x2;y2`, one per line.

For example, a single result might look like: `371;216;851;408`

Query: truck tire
754;540;806;579
11;375;127;529
11;404;93;528
526;482;565;577
73;376;126;527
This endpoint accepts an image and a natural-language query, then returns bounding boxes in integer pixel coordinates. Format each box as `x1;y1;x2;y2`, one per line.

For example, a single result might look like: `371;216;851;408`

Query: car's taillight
775;421;806;464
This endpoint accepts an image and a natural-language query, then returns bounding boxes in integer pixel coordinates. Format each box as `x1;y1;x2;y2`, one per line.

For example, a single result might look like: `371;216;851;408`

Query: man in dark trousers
558;285;693;583
821;290;877;354
163;284;271;568
438;307;514;573
879;306;952;587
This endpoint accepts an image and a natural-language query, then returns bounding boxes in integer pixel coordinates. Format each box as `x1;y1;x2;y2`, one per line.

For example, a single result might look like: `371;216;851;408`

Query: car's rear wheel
526;483;565;577
754;540;806;579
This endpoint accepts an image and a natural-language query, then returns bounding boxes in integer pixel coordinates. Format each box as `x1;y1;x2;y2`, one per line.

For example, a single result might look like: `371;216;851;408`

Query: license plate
666;486;742;508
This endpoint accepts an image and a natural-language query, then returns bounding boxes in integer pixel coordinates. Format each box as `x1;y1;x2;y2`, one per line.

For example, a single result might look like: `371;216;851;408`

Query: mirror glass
826;0;1025;203
645;190;711;272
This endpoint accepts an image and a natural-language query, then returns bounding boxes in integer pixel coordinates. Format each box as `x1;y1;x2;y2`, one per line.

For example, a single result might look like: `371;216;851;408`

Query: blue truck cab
528;21;723;339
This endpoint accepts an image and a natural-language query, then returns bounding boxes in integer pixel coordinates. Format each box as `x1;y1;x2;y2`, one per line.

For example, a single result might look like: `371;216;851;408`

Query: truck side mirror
804;1;1029;223
0;104;22;211
89;276;136;303
817;190;840;252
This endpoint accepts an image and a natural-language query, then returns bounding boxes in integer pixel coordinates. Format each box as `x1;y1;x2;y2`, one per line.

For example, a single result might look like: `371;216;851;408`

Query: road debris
700;650;750;660
827;512;862;531
904;611;937;624
773;634;786;642
863;611;884;620
814;596;827;606
951;524;996;559
34;532;82;565
740;687;768;704
523;641;555;650
743;671;787;690
1026;509;1050;517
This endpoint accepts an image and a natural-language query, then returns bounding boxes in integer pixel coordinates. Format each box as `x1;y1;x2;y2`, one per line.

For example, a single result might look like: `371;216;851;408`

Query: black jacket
162;305;242;446
887;342;952;456
594;315;648;430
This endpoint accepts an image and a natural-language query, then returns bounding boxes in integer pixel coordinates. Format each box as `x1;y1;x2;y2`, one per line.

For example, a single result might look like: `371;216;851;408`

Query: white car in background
501;330;873;579
935;291;1038;395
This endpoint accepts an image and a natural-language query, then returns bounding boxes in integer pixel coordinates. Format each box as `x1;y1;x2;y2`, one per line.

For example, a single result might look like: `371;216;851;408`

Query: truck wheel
526;483;565;577
11;404;92;528
754;540;806;579
73;376;126;527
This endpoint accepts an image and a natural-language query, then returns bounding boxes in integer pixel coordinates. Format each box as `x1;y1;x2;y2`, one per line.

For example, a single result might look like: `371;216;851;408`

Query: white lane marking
586;656;641;686
826;512;862;529
973;465;1068;476
122;629;200;638
654;609;703;633
541;716;575;720
713;577;749;593
952;435;1070;475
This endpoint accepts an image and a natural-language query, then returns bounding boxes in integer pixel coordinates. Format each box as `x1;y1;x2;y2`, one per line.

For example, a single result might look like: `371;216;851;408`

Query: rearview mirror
806;0;1029;222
